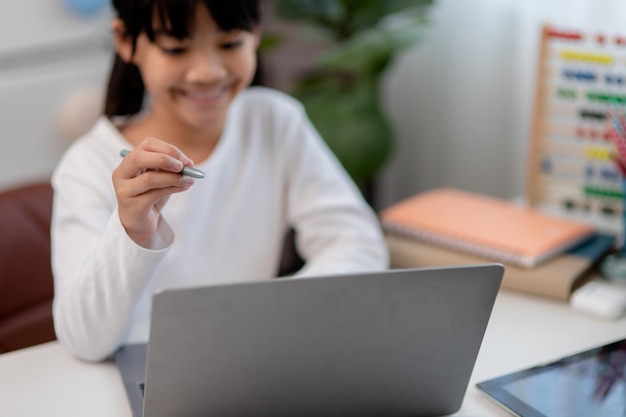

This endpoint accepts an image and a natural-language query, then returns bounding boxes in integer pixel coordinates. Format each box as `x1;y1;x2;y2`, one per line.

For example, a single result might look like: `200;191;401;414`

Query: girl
51;0;389;362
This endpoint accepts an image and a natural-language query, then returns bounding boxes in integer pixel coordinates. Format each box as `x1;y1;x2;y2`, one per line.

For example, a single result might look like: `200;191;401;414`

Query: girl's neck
120;112;224;164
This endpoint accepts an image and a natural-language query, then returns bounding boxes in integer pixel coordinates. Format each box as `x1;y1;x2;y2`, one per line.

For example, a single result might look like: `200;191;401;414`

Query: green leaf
275;0;343;25
316;13;430;78
298;83;393;183
276;0;435;39
273;0;435;183
259;33;284;53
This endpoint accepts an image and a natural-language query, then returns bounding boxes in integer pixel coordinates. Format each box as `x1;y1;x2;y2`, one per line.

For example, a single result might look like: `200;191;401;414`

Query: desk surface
2;289;626;417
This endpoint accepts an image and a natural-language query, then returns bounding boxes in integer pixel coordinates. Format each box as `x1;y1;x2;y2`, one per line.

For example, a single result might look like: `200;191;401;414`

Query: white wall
0;2;112;191
379;0;626;208
1;0;624;206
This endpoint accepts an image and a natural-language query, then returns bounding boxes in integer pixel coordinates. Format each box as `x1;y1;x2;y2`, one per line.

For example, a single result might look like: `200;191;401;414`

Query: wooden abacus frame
526;24;626;234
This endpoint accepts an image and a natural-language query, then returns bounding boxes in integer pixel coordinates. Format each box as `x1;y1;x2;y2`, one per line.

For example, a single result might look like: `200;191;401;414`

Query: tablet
476;338;626;417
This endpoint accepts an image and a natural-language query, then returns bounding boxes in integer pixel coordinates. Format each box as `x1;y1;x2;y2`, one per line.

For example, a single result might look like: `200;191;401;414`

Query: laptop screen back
119;265;503;417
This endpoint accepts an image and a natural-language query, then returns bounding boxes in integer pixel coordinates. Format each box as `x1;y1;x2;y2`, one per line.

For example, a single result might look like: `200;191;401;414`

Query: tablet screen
476;338;626;417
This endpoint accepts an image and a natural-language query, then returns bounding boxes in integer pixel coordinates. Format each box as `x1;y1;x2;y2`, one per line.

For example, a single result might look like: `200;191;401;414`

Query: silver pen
120;149;205;179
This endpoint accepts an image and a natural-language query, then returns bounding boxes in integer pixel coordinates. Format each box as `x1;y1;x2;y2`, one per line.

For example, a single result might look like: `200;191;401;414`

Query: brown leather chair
0;182;56;353
0;178;308;354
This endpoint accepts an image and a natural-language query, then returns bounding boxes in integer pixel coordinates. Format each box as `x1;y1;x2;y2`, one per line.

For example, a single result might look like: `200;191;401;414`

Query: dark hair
105;0;262;117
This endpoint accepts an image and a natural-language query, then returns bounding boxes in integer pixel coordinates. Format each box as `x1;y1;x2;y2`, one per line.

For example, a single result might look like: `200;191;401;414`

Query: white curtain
378;0;626;208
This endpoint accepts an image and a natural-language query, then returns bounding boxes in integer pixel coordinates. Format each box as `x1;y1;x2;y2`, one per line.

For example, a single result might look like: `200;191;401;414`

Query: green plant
275;0;434;185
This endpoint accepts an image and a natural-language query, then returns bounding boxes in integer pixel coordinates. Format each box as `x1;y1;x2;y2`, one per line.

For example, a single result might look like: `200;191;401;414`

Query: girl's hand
112;137;196;247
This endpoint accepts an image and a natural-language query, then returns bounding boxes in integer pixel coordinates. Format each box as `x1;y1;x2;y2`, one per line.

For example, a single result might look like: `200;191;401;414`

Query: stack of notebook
380;188;614;300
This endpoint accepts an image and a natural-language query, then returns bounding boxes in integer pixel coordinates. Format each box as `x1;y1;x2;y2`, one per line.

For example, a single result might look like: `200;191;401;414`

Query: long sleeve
279;100;389;277
50;89;389;363
51;123;174;362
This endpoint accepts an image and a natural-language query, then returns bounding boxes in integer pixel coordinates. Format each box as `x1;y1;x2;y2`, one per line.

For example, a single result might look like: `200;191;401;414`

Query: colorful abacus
527;25;626;236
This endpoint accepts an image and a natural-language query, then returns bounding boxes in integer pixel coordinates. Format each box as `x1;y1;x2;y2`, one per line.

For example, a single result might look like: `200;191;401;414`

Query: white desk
2;289;626;417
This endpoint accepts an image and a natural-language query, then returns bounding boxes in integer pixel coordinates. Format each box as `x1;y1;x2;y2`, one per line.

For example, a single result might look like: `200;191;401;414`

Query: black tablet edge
474;337;626;417
476;379;548;417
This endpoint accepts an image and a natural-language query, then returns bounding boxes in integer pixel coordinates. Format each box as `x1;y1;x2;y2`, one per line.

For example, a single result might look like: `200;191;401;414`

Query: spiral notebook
380;188;595;268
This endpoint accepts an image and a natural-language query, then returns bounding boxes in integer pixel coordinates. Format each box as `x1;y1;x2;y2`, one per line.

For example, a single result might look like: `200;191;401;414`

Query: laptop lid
116;264;503;417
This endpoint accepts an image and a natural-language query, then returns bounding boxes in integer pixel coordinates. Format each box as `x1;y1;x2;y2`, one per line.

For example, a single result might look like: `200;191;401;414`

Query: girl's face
117;3;260;135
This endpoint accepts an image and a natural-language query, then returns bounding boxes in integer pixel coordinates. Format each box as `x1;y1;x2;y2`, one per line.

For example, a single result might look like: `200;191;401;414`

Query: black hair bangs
145;0;261;40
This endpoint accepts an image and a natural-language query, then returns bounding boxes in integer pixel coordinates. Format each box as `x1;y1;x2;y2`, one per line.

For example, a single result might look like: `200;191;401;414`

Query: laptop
115;264;503;417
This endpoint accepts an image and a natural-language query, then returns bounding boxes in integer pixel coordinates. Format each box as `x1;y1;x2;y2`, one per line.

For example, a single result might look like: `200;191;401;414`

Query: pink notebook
380;188;595;268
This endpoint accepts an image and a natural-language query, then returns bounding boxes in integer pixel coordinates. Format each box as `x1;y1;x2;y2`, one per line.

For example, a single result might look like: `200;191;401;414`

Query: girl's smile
174;83;233;107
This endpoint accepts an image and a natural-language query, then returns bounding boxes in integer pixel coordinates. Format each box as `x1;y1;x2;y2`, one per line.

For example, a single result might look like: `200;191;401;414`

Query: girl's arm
51;138;193;362
283;105;390;277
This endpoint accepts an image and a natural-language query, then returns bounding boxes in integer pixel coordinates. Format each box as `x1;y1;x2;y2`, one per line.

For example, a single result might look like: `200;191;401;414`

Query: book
386;232;615;300
379;188;595;268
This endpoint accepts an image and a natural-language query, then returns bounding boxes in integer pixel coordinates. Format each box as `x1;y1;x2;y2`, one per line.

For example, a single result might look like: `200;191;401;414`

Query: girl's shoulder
63;117;128;157
54;117;130;179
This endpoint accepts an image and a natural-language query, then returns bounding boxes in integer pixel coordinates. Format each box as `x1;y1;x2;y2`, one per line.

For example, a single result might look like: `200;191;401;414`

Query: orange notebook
379;188;595;268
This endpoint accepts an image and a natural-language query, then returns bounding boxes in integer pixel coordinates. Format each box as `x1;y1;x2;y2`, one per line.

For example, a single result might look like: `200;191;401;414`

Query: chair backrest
0;182;55;353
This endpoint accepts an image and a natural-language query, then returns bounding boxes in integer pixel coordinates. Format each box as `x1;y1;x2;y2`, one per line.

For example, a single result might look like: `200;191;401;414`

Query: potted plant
273;0;435;198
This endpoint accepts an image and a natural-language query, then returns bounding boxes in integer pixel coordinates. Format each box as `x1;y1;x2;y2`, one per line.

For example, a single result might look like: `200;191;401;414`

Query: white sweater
51;87;389;361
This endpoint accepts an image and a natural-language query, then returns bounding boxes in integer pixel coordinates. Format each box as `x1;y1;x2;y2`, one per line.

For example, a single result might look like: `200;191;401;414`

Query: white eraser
570;281;626;320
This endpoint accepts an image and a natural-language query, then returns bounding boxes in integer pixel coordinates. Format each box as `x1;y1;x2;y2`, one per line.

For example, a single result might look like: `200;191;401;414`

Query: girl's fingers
118;150;184;179
118;138;195;179
116;170;194;199
139;136;193;164
125;184;191;211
